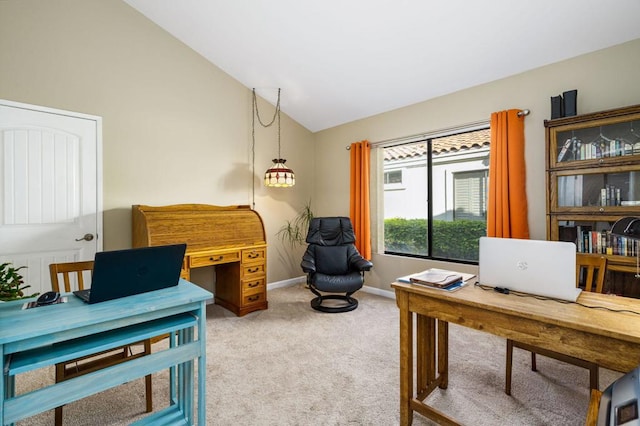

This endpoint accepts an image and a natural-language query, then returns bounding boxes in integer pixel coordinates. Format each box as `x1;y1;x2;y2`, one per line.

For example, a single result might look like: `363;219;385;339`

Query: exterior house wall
384;147;490;222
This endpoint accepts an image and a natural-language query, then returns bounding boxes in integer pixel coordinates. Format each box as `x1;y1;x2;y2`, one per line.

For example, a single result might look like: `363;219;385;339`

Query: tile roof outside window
384;128;490;160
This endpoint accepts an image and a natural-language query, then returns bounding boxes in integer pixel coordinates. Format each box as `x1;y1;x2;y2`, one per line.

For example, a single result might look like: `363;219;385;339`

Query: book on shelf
557;138;573;162
600;185;622;206
397;268;476;289
569;227;639;256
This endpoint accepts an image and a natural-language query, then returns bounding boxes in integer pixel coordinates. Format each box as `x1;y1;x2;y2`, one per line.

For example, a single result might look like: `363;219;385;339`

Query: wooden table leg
413;316;459;425
438;320;449;389
397;291;413;426
416;314;436;393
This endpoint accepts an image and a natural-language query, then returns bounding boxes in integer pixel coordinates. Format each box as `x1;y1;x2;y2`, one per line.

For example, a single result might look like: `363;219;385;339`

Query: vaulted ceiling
124;0;640;132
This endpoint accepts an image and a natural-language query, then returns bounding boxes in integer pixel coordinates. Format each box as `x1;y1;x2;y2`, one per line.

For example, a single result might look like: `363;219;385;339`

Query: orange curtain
487;110;530;239
350;140;372;259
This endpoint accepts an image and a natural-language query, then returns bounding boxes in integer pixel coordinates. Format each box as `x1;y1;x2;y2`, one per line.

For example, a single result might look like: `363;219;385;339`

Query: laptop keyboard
73;289;91;302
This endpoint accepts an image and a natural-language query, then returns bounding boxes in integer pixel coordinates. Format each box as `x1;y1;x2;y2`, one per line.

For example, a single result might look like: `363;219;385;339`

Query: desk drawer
242;248;266;263
190;250;240;267
243;291;266;306
242;277;266;294
242;263;265;277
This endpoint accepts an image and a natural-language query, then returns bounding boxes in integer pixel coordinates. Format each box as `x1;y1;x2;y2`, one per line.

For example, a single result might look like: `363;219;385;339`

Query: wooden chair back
49;261;94;292
576;253;607;293
48;259;153;425
506;252;608;395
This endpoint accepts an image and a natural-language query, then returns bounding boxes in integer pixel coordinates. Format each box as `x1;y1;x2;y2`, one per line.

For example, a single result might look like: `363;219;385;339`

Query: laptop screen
479;237;581;302
83;243;186;304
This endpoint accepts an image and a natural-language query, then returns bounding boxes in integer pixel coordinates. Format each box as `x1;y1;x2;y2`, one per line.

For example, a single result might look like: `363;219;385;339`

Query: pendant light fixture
252;88;295;188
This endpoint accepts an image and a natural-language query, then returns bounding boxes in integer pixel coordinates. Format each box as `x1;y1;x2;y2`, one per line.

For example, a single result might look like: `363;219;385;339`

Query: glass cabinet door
549;114;640;168
551;167;640;210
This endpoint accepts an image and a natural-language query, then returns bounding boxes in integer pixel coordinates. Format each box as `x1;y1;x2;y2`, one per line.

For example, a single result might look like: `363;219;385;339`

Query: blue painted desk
0;279;212;425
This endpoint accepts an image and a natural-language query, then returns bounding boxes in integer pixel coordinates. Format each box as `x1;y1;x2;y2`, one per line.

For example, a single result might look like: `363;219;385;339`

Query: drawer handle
248;281;260;288
247;267;260;273
247;252;260;259
209;256;223;261
248;295;261;302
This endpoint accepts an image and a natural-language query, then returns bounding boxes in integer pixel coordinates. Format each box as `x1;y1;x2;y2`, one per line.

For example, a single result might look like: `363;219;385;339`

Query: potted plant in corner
0;262;35;302
276;201;314;286
276;201;314;249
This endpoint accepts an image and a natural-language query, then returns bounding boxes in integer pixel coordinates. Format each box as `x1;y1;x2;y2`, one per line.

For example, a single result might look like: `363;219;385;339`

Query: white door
0;99;102;295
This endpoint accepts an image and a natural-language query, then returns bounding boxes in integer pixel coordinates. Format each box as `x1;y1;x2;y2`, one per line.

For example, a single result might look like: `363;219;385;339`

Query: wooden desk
0;280;212;425
132;204;267;316
392;281;640;426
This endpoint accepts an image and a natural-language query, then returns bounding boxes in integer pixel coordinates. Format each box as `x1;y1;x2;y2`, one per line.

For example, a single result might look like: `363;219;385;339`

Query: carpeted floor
15;284;621;425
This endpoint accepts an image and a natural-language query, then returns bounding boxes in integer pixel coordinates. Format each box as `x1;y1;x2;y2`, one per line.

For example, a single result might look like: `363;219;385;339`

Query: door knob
75;233;95;242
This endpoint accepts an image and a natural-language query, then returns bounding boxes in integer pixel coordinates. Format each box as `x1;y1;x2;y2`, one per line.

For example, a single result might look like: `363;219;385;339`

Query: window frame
383;169;405;191
453;168;489;221
377;123;490;265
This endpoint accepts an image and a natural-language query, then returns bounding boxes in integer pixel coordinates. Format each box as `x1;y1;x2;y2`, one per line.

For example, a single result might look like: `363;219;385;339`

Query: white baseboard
267;276;306;290
267;276;395;300
361;285;395;300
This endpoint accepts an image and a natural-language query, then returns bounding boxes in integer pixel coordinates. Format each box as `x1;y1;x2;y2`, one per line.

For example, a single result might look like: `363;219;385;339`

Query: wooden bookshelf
546;104;640;297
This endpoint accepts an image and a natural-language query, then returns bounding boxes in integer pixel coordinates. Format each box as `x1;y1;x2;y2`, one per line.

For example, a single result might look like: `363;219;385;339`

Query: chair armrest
351;257;373;272
347;246;373;271
301;259;316;274
300;248;316;274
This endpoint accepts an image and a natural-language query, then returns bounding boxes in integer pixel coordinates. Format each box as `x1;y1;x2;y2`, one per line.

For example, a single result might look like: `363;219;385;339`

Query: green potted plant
276;201;314;248
0;262;35;301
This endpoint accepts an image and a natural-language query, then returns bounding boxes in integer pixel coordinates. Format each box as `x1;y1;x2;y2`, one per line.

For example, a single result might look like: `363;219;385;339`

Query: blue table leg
197;302;206;425
3;351;16;426
169;329;177;406
184;326;194;423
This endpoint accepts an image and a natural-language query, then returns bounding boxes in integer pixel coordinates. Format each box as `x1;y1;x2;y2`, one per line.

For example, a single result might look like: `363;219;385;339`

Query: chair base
310;295;358;313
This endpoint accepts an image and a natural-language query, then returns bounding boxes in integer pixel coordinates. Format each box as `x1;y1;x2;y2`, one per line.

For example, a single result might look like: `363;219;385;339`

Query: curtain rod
345;109;530;150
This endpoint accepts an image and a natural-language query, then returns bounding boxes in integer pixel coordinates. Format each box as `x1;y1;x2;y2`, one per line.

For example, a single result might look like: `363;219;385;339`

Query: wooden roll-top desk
132;204;268;316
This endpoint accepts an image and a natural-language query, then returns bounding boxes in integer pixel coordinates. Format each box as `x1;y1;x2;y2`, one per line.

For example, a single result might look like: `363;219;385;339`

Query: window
384;170;402;185
381;127;490;262
454;170;488;221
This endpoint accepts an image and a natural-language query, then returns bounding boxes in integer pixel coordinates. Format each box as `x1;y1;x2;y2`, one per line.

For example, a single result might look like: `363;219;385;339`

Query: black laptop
73;243;187;304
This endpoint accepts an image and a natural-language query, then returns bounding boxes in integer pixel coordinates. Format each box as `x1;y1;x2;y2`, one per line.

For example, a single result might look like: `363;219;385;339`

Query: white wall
383;158;428;220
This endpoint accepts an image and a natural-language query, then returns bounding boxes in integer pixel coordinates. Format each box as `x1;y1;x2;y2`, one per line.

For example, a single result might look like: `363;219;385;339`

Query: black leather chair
301;217;373;313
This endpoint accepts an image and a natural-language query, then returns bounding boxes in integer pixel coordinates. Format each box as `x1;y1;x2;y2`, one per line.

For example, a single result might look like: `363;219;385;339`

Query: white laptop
478;237;581;302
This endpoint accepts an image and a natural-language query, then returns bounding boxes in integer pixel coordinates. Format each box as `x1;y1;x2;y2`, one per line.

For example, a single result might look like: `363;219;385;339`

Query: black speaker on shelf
563;90;578;117
550;95;564;119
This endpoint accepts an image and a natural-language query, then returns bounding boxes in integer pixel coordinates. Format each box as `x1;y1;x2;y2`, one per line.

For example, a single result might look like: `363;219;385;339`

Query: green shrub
384;218;486;261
